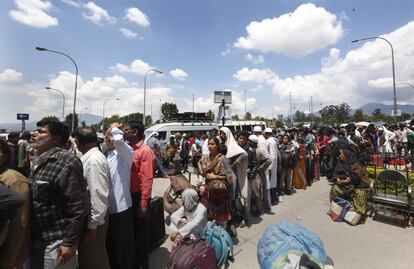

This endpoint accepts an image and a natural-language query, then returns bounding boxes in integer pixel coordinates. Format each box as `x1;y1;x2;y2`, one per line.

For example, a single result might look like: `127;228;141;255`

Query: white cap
249;134;259;143
253;126;262;132
264;128;273;133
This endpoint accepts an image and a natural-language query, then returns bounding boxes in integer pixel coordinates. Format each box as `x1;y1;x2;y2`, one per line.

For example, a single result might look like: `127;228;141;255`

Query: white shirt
81;147;110;229
170;203;208;238
202;139;209;155
106;128;134;214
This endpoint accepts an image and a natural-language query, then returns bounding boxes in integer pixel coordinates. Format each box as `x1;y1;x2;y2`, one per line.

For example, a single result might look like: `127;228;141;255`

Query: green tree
231;114;239;121
400;112;411;121
64;113;78;130
244;112;252;120
353;109;366;122
372;108;385;121
161;102;179;122
336;103;351;122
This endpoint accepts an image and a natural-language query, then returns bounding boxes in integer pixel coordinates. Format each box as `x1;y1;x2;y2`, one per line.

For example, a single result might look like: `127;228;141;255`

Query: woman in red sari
198;137;234;223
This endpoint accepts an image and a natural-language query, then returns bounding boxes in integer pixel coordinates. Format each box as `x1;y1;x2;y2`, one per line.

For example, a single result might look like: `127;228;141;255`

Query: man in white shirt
264;128;280;205
253;126;272;210
103;123;136;269
74;127;110;269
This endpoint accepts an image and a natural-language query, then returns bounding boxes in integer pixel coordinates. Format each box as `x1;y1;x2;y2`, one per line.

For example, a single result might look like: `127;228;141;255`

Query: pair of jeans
30;239;77;269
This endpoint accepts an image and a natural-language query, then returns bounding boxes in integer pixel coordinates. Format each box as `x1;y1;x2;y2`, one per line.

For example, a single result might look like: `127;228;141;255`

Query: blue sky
0;0;413;123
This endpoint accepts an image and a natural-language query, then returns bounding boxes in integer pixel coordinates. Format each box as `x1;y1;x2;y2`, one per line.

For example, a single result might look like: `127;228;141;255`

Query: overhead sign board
214;91;232;104
17;113;29;120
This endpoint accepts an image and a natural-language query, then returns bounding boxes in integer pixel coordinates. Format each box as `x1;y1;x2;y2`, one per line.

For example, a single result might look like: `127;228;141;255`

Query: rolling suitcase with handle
149;196;167;251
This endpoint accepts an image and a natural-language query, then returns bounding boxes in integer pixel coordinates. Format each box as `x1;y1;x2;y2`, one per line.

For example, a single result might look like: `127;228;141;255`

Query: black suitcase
149;196;167;251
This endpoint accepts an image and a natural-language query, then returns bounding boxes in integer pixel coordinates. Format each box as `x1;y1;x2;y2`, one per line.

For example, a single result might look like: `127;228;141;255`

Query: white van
144;122;219;148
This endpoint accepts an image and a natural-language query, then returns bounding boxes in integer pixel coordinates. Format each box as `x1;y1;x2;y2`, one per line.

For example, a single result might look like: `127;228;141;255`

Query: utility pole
289;91;292;126
311;96;313;122
192;92;195;120
244;89;247;119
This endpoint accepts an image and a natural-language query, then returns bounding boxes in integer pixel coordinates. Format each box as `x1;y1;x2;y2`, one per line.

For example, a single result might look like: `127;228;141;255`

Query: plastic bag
257;220;327;269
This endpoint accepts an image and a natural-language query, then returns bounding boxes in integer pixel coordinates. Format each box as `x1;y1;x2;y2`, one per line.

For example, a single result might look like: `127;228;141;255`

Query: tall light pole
143;69;162;126
244;89;247;120
102;98;119;132
45;86;65;121
352;37;397;120
36;46;78;131
192;92;195;120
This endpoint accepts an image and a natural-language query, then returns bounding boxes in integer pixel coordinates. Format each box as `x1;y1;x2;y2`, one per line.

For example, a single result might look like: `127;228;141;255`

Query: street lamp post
45;86;65;121
351;37;397;120
36;46;78;131
101;98;119;132
143;69;162;126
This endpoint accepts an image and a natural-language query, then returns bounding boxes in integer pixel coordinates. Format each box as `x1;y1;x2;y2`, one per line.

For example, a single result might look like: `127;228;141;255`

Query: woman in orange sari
292;132;307;190
198;137;234;223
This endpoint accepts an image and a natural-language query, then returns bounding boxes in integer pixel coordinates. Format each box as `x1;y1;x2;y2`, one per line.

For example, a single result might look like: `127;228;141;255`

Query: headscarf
333;149;369;188
182;188;199;212
219;127;246;159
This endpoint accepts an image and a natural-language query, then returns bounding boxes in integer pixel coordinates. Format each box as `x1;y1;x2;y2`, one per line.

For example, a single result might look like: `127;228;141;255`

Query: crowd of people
1;119;414;269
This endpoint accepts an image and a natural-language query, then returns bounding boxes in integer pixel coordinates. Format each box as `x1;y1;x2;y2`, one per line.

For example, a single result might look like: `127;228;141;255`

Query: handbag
208;179;228;191
330;197;350;222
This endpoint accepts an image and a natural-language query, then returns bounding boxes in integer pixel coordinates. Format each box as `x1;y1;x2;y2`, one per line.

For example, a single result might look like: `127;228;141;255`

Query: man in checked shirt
29;120;88;269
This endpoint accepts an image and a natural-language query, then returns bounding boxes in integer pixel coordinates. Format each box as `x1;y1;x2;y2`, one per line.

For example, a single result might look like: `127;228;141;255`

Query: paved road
149;175;414;269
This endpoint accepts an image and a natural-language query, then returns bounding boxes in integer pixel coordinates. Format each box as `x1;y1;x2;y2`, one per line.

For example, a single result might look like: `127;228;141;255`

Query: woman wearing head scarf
219;127;248;196
330;149;370;221
198;137;234;225
219;127;248;231
169;188;208;244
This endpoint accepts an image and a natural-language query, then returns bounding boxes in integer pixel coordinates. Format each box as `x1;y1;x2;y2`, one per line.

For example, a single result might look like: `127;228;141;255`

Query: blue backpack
202;221;234;266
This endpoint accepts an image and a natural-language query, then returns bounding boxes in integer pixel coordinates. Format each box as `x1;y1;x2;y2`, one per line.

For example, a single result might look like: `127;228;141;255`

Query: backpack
202;221;234;266
167;238;217;269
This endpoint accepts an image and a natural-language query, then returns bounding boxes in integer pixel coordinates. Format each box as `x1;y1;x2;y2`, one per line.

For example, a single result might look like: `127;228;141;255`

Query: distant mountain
356;103;414;115
79;113;102;126
0;113;102;132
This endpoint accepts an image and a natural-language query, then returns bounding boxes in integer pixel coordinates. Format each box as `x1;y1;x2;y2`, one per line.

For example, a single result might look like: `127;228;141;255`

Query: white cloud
170;69;188;81
245;53;265;64
0;69;22;83
119;28;138;38
233;3;343;57
82;2;116;25
233;67;276;83
9;0;58;28
125;7;150;28
61;0;81;8
112;59;154;76
234;21;414;113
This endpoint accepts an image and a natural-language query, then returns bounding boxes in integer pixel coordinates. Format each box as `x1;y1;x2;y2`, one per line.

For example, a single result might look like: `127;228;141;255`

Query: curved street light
101;98;120;132
36;46;78;131
396;82;414;90
351;37;397;119
144;68;163;126
45;86;65;121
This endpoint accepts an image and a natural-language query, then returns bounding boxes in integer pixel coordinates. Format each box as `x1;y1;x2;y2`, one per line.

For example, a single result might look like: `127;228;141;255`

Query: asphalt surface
149;174;414;269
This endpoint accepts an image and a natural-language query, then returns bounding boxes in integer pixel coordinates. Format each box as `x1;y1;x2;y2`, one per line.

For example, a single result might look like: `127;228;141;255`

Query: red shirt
130;140;154;209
